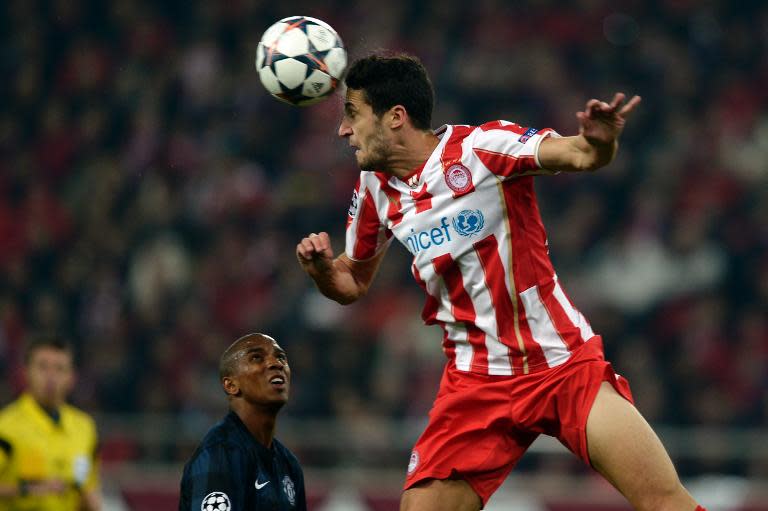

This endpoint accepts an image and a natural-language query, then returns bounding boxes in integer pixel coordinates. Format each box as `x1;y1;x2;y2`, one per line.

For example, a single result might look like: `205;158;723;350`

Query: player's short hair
345;53;434;130
219;333;274;380
24;335;74;365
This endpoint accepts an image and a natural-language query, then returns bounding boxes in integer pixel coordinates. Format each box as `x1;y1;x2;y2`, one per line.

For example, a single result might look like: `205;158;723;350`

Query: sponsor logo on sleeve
347;189;359;217
519;127;538;143
202;491;231;511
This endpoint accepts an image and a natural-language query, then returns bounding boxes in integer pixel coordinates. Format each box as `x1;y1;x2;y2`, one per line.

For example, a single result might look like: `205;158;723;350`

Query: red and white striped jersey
344;121;596;376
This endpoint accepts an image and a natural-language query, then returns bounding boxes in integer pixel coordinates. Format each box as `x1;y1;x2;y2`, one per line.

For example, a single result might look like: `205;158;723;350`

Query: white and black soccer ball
201;491;231;511
256;16;347;106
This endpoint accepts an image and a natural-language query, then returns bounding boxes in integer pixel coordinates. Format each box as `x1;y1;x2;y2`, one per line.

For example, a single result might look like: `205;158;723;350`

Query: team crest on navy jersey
444;164;473;194
452;209;485;237
282;475;296;506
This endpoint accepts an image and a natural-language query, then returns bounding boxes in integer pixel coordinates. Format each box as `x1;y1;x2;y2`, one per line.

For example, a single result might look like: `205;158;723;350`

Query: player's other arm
296;232;386;305
538;93;641;173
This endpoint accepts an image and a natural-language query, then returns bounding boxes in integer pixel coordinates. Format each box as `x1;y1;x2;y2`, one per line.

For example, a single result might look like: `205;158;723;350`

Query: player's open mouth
269;375;286;388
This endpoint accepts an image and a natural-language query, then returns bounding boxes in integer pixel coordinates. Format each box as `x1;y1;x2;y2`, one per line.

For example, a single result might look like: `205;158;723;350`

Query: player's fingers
307;233;328;253
608;92;626;111
585;99;601;117
618;95;642;117
297;237;320;260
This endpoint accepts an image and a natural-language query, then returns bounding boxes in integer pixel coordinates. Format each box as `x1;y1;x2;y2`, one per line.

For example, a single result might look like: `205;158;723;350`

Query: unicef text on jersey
405;210;485;254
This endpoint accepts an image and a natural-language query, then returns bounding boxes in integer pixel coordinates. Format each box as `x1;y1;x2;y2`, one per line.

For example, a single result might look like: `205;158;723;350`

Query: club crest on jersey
452;209;485;237
519;127;538;143
201;491;231;511
444;164;473;194
282;475;296;506
348;190;359;217
408;450;420;474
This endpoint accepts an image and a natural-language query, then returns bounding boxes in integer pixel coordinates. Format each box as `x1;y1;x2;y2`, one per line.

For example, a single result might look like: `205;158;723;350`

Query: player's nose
338;120;352;138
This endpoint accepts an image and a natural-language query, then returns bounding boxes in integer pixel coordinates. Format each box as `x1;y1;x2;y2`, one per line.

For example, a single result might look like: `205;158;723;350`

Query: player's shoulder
61;402;96;428
474;120;529;135
272;438;301;467
186;416;250;467
0;397;25;429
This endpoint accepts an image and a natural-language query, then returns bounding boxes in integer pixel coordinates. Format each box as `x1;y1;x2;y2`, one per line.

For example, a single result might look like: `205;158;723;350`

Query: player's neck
232;404;278;448
384;130;439;179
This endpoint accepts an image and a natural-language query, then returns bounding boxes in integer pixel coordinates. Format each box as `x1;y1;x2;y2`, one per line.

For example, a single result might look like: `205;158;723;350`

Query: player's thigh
586;381;685;502
400;479;482;511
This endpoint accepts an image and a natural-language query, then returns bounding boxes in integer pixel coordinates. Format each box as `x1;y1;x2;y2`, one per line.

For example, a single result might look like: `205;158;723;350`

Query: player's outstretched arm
296;232;385;305
538;93;641;173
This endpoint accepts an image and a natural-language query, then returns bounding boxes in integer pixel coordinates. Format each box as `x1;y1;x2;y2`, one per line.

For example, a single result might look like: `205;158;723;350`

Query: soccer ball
256;16;347;106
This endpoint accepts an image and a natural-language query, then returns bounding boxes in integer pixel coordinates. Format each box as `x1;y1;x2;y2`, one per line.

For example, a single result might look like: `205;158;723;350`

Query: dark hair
345;53;434;130
24;335;74;365
219;332;273;380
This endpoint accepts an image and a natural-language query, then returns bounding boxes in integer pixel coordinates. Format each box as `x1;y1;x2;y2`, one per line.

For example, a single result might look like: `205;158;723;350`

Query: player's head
23;335;76;409
219;333;290;411
339;53;434;171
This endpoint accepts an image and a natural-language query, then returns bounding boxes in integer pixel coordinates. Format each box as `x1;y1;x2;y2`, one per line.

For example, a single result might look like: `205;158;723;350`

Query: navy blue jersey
179;412;306;511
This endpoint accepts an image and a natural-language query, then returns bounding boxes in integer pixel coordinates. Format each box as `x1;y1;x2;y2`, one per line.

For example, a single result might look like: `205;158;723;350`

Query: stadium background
1;0;767;509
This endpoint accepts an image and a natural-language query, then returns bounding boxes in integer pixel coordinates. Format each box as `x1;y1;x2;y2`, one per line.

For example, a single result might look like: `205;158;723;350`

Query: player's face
230;335;291;409
339;89;392;172
25;347;75;409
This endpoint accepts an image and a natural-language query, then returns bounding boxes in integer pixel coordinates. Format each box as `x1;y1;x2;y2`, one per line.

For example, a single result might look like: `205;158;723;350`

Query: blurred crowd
1;0;766;476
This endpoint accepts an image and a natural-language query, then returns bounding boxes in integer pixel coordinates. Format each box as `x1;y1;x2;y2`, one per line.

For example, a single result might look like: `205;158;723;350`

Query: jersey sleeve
77;415;100;494
179;445;249;511
344;174;393;261
0;435;11;483
472;120;561;178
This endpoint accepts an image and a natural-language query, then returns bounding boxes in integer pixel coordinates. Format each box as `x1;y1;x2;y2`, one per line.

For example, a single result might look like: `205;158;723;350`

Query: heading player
179;333;306;511
296;54;707;511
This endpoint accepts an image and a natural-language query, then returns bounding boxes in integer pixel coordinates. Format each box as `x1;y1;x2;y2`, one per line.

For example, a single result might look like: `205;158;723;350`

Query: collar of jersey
226;411;276;455
393;124;451;185
19;393;65;432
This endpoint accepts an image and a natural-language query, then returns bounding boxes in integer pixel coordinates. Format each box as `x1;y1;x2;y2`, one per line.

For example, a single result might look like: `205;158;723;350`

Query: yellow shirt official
0;393;99;511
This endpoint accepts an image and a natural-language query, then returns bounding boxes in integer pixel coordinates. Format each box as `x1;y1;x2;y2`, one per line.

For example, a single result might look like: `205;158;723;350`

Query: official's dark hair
345;53;434;130
24;335;74;365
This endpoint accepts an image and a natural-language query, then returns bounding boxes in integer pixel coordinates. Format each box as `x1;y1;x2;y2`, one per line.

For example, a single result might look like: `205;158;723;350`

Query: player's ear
222;376;240;397
388;105;407;129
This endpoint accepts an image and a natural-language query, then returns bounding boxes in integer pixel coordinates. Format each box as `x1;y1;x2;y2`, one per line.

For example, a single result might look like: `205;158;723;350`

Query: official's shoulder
0;396;24;427
61;402;97;425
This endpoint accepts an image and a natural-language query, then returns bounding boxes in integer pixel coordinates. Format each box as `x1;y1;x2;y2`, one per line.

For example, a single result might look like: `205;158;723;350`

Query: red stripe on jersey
376;174;404;226
352;190;381;260
473;148;539;178
478;121;528;135
413;265;455;360
440;126;476;198
410;183;433;213
500;177;561;370
538;279;586;351
432;253;489;371
474;234;547;373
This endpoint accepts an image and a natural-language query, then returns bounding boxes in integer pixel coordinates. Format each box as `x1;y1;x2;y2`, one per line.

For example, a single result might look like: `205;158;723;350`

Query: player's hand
296;232;335;276
577;93;641;146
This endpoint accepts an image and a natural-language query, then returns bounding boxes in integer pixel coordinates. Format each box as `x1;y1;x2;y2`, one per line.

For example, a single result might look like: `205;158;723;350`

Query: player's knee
631;480;693;511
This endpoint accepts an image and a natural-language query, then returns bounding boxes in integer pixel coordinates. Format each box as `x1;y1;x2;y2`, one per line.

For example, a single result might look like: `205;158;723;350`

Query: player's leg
400;479;481;511
586;381;700;511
